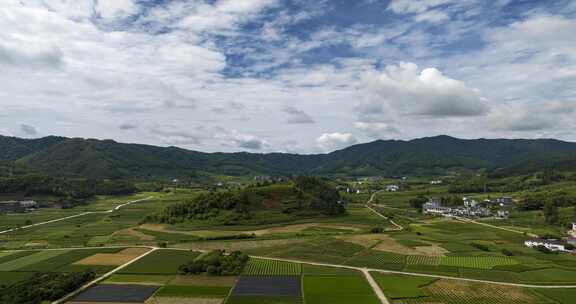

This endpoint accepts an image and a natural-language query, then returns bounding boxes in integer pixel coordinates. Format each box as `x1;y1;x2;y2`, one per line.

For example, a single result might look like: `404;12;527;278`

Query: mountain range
1;134;576;178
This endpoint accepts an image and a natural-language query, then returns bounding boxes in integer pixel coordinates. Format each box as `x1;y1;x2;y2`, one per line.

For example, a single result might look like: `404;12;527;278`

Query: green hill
2;135;576;178
144;177;345;226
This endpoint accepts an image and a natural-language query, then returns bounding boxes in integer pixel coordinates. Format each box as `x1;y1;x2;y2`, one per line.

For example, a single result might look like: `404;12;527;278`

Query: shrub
470;242;490;252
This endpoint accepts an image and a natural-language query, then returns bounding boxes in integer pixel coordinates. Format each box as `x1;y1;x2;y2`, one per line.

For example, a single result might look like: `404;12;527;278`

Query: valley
2;172;576;303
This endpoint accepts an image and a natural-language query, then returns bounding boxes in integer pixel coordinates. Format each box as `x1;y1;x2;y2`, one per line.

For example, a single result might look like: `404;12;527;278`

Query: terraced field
243;259;302;276
406;256;518;269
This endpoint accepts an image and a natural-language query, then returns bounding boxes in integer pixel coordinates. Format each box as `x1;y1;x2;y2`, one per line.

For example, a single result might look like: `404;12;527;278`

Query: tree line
0;270;95;304
179;250;249;276
0;175;136;206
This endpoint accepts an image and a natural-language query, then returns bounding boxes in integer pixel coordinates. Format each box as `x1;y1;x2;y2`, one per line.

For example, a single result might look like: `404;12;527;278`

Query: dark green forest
4;135;576;178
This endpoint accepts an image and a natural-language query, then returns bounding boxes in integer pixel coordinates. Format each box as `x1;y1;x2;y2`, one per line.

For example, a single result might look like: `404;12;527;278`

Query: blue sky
1;0;575;153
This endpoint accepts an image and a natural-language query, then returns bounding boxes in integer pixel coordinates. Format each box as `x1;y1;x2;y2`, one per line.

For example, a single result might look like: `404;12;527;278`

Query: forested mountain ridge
2;134;576;178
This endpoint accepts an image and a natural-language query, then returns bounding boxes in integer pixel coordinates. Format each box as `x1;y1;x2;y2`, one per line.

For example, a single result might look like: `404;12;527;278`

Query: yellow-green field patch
74;248;149;266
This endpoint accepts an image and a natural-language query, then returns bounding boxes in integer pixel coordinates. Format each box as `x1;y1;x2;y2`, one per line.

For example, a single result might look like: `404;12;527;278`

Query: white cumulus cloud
361;62;490;118
316;132;357;151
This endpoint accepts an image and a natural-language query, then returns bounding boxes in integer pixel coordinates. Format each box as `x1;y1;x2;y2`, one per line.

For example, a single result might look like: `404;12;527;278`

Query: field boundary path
52;247;158;304
0;196;154;235
454;216;539;238
362;268;391;304
366;191;404;231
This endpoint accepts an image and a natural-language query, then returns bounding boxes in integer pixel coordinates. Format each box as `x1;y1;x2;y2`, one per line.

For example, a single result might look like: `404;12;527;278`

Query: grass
303;276;380;304
243;259;301;276
156;285;231;298
118;249;200;275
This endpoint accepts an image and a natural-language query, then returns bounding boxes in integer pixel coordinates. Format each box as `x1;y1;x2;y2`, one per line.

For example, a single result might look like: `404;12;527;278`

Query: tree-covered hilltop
144;177;345;225
0;174;136;206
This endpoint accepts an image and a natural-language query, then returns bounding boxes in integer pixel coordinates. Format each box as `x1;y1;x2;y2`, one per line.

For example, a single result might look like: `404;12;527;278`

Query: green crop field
406;255;517;269
18;248;123;272
119;249;200;275
535;289;576;304
345;250;406;270
372;273;436;300
104;274;174;284
302;264;361;276
243;259;302;276
0;250;66;271
244;237;368;265
303;276;380;304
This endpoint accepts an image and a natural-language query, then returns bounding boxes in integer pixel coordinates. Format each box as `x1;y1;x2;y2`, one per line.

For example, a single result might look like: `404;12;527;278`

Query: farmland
243;258;302;276
371;273;556;304
303;275;380;304
118;249;200;275
0;247;136;286
3;176;576;303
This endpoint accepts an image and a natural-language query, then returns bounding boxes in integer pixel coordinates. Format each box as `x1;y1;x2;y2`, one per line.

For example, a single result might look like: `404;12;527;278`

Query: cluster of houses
423;197;511;219
523;223;576;252
0;200;38;214
254;176;287;183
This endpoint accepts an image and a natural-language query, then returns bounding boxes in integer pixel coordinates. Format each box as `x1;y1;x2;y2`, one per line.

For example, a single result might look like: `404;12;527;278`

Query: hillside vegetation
3;135;576;178
145;177;345;225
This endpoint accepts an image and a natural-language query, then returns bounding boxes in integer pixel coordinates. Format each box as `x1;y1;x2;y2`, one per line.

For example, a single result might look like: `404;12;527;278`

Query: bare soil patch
349;234;447;256
75;248;149;266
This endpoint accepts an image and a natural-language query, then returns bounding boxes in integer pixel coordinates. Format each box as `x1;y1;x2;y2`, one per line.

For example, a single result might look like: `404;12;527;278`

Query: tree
543;202;559;225
409;196;428;212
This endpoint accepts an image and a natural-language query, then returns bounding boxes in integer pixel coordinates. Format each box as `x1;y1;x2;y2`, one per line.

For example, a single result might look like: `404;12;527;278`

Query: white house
385;185;400;192
496;196;513;205
430;180;443;185
524;239;567;251
463;197;478;208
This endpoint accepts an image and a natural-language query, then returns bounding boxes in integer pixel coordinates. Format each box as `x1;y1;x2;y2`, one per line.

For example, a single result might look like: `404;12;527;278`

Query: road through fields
0;196;154;235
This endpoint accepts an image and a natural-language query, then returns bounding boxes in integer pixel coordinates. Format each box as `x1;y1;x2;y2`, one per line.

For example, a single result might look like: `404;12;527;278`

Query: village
0;200;38;214
422;196;512;219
